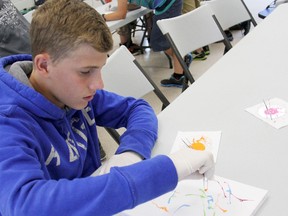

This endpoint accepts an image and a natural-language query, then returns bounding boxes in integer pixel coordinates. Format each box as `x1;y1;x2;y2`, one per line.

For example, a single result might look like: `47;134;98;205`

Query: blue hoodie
0;54;178;215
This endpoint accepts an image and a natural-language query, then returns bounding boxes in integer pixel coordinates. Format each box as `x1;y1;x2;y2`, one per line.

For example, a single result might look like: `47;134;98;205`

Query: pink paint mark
264;108;279;116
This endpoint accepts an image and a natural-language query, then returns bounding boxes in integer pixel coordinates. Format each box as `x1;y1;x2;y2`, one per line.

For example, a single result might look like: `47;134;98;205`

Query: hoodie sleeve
0;123;178;216
0;87;173;216
93;90;158;159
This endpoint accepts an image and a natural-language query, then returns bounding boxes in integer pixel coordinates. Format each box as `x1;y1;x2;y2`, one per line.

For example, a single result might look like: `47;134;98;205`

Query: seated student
102;0;193;88
115;11;153;56
0;0;214;215
0;0;109;160
0;0;31;57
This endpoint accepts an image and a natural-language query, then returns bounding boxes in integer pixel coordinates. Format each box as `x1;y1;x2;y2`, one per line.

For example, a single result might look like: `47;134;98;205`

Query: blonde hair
30;0;113;62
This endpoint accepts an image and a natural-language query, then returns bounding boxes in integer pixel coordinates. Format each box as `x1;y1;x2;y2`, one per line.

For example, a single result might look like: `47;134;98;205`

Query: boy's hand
169;148;215;181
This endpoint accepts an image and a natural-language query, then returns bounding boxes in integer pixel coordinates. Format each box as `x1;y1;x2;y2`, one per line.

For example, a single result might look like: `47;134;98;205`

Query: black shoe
203;45;210;55
224;30;233;41
229;21;251;36
128;43;143;56
184;53;193;67
242;20;251;35
161;75;185;88
192;50;207;61
120;42;142;56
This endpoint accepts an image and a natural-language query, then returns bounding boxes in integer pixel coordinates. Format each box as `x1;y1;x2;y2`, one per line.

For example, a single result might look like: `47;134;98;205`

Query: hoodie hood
0;54;70;120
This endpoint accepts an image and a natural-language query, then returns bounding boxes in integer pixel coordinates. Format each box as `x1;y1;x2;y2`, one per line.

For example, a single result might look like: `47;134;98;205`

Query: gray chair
203;0;257;30
157;4;232;92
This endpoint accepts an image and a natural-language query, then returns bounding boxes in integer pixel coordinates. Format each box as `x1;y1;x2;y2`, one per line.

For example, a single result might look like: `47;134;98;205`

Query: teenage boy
0;0;214;215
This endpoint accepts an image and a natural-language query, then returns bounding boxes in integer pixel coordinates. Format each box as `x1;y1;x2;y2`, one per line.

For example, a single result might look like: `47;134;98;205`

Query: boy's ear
34;53;50;76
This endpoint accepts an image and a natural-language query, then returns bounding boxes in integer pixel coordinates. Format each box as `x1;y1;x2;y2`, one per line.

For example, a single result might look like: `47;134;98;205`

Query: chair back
102;45;170;109
102;46;154;98
204;0;257;30
157;4;226;58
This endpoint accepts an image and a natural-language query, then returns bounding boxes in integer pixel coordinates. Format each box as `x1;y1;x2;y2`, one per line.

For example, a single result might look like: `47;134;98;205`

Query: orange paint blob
191;142;206;151
189;136;206;151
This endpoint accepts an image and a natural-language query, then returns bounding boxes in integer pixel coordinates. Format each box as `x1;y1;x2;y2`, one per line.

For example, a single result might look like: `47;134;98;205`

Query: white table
24;1;151;32
152;4;288;216
90;1;152;32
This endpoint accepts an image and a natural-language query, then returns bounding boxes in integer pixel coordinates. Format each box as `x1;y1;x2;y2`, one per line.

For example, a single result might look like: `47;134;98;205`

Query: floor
98;0;273;159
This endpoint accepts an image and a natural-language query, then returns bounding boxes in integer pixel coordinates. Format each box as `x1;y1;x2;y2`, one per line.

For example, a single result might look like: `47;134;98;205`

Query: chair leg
182;77;189;92
223;46;229;55
105;127;120;144
138;13;153;53
98;139;107;161
140;28;148;54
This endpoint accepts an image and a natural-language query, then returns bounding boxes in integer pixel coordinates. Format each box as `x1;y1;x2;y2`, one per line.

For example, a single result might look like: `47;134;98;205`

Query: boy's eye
79;68;100;75
80;70;91;74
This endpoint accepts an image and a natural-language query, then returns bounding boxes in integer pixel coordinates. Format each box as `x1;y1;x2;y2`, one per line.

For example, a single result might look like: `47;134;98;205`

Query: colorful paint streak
152;179;253;216
152;202;169;213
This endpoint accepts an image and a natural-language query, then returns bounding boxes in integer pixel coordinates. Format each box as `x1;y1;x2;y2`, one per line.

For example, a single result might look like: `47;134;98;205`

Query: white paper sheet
171;131;222;162
116;131;267;216
117;176;268;216
246;98;288;129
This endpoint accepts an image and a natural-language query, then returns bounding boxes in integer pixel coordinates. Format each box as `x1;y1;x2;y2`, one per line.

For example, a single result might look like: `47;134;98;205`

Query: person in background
0;0;215;214
182;0;210;61
102;0;193;88
0;0;31;57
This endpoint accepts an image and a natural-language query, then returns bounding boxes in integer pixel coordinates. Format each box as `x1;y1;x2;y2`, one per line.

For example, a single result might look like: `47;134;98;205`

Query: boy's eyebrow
81;65;102;69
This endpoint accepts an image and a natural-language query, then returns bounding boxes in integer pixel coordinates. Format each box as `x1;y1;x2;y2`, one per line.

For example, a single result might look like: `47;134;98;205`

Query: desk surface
91;1;151;32
24;1;151;32
153;4;288;216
